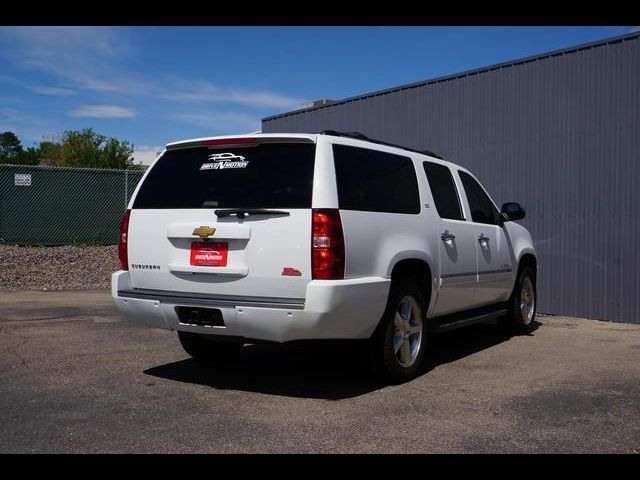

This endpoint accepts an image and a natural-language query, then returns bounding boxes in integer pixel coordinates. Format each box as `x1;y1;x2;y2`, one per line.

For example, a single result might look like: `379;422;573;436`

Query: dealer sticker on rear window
201;152;249;170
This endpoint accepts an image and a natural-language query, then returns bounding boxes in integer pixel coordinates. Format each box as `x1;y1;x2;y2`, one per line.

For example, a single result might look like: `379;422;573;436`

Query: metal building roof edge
263;31;640;123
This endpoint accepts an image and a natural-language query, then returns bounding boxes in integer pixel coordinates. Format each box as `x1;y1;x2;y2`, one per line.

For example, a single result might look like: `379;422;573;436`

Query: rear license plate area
190;241;228;267
176;307;224;327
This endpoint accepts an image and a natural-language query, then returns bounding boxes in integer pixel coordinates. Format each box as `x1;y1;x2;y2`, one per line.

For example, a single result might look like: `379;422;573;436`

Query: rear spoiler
166;136;315;151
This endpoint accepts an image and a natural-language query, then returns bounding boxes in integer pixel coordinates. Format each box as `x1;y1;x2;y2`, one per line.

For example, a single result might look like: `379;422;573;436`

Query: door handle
478;234;490;246
441;230;456;246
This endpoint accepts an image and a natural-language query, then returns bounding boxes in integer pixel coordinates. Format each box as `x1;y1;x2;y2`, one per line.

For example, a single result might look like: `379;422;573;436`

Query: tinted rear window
423;161;464;220
133;143;315;209
333;144;420;214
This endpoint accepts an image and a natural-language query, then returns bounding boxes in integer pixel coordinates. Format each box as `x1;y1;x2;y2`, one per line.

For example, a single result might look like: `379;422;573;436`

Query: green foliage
40;128;138;169
0;131;41;165
101;137;136;170
0;129;144;170
37;141;61;164
17;147;40;165
0;131;23;162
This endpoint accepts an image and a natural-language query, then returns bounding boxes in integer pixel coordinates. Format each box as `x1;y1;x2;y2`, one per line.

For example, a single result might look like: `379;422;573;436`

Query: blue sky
0;26;636;164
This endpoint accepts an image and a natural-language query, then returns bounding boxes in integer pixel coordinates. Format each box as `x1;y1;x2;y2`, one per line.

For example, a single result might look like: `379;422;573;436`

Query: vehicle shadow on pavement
422;320;539;372
144;321;538;400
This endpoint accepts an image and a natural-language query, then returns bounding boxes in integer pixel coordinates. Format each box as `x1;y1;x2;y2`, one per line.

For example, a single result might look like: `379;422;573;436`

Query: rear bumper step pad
117;288;305;310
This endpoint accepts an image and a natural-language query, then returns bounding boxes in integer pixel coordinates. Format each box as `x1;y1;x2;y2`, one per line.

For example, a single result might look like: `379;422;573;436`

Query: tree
40;128;139;170
16;147;40;165
58;129;105;168
0;131;23;163
100;137;136;169
1;129;142;169
37;141;62;166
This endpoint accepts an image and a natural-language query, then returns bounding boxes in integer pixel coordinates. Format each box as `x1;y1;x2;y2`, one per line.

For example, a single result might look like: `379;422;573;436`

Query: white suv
112;131;537;382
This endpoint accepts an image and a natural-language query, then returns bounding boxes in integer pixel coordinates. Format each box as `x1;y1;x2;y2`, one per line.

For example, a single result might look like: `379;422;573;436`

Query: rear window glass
333;144;420;214
133;143;315;209
423;161;464;220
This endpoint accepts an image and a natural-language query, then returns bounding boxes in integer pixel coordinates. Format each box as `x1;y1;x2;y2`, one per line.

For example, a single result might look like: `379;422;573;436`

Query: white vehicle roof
165;133;318;147
165;132;460;170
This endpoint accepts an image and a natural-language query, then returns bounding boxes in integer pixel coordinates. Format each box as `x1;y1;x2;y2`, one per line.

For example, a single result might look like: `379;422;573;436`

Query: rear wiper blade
214;208;291;219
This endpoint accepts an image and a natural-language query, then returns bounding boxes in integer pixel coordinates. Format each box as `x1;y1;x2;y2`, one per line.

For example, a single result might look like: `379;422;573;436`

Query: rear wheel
499;266;537;334
371;280;427;384
178;331;243;362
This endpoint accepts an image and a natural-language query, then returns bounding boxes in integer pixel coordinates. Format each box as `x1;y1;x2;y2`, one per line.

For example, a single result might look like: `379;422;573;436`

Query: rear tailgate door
126;138;316;300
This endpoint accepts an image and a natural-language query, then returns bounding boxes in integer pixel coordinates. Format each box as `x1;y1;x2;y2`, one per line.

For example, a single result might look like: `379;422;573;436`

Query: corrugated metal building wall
262;32;640;324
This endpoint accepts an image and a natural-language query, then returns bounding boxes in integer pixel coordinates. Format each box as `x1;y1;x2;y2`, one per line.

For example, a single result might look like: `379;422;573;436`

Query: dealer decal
201;152;249;170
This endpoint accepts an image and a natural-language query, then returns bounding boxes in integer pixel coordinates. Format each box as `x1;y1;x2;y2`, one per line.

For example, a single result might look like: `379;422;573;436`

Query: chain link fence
0;164;145;246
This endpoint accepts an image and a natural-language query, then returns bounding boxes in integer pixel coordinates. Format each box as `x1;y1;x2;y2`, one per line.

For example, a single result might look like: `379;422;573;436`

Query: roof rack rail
320;130;368;140
319;130;443;159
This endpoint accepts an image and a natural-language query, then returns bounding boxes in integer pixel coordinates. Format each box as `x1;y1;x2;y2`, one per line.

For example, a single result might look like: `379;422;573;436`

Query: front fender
503;221;537;267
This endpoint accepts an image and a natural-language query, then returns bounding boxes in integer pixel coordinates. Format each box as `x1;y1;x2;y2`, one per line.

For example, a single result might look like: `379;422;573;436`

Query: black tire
177;331;243;362
498;266;537;335
370;280;428;384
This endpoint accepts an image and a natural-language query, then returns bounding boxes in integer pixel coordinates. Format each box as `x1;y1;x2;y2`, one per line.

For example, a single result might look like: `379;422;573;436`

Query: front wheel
178;331;243;362
499;266;537;334
371;280;427;384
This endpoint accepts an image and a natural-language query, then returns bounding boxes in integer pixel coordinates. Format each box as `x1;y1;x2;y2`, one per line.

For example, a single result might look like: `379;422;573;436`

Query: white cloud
0;26;152;96
69;105;136;119
0;27;305;110
30;86;76;96
0;27;127;77
170;111;261;132
163;78;303;110
0;26;304;148
133;145;163;165
0;107;21;119
630;26;640;32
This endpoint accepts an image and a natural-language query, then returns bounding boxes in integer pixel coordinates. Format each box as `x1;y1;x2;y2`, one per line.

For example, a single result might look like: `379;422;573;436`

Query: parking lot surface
1;290;639;453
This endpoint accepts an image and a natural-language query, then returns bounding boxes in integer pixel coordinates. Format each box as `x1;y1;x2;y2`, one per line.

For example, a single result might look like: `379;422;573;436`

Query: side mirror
501;202;526;221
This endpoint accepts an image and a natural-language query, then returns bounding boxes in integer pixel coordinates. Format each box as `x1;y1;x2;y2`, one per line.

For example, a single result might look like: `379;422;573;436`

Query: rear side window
423;162;464;220
333;144;420;214
133;143;315;209
458;170;501;225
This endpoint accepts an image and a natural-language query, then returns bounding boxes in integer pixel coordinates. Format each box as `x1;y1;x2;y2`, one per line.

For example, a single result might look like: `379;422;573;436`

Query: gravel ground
0;245;118;291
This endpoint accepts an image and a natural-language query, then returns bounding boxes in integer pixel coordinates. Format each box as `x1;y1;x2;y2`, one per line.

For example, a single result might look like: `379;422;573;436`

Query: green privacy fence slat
0;164;145;245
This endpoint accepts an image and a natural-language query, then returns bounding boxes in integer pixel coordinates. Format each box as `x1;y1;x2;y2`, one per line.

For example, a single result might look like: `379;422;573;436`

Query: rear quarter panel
322;138;441;315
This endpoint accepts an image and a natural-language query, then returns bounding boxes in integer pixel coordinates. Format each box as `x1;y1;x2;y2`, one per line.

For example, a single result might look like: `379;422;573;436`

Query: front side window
333;144;420;214
423;161;464;220
458;171;501;225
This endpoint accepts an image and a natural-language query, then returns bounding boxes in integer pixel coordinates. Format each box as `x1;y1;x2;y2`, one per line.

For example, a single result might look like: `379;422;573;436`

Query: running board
433;305;508;333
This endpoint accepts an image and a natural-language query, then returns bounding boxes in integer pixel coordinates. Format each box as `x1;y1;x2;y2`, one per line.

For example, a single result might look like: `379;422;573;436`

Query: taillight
118;209;131;270
312;209;345;280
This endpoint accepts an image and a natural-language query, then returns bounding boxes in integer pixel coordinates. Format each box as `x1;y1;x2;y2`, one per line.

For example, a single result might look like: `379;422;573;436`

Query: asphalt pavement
1;290;639;453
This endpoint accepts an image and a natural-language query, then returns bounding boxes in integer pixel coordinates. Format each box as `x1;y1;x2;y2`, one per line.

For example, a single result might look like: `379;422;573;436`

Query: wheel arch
517;251;537;280
387;253;436;314
510;251;538;298
370;255;436;341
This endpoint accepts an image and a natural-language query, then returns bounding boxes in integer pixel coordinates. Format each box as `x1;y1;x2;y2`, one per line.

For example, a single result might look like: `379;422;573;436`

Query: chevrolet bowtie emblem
192;226;216;238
